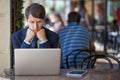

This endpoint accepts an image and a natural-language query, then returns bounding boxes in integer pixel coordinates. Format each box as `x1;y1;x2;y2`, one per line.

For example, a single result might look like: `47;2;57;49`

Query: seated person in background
12;3;59;49
111;19;119;32
58;11;91;68
53;13;64;33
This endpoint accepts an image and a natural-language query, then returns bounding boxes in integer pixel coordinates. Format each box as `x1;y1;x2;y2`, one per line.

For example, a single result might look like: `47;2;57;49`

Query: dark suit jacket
11;27;59;69
11;27;59;50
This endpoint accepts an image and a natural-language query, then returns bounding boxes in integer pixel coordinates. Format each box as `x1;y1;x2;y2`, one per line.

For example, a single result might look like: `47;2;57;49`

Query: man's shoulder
74;25;89;31
44;27;59;39
59;25;88;31
12;27;27;37
58;25;89;35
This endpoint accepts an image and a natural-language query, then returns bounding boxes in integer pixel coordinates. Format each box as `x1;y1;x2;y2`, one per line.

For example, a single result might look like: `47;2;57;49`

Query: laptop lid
14;49;61;76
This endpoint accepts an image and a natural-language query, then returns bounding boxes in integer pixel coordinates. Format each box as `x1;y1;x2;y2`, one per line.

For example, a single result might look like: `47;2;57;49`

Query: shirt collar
69;22;78;26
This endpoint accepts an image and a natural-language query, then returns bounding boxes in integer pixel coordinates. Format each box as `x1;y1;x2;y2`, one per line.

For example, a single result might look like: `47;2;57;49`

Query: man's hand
36;28;47;41
24;28;35;42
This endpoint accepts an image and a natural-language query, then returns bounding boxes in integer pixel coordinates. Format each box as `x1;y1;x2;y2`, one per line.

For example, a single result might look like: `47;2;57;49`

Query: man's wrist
39;39;48;44
24;40;32;45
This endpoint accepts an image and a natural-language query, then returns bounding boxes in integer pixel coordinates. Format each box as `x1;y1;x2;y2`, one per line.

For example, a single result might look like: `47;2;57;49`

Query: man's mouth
34;30;39;33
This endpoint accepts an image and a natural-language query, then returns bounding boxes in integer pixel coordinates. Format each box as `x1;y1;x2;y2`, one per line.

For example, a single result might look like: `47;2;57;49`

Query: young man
58;11;91;68
12;3;59;49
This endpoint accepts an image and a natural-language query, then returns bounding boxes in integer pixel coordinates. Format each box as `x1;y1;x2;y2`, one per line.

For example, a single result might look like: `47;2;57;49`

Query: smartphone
66;70;88;77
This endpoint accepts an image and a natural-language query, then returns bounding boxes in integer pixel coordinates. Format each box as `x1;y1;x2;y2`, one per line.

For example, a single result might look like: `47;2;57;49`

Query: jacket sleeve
38;36;59;48
20;41;31;48
50;38;59;48
11;33;31;49
39;41;50;48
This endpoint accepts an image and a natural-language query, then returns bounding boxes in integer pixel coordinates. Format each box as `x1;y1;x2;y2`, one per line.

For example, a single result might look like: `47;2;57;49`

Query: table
0;69;120;80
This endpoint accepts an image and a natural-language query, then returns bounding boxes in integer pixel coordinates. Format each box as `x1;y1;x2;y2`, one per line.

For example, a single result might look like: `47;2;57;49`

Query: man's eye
30;21;34;23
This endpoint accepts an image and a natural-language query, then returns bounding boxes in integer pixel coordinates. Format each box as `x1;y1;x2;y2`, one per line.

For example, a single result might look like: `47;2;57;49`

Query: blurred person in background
79;0;91;31
49;7;56;24
53;13;64;33
116;8;120;27
59;11;91;68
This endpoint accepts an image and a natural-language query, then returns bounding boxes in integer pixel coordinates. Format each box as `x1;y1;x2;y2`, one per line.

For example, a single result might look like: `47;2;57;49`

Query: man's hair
25;3;45;20
67;11;81;24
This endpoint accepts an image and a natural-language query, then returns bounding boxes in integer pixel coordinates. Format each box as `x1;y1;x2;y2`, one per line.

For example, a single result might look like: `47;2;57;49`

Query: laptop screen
14;49;61;75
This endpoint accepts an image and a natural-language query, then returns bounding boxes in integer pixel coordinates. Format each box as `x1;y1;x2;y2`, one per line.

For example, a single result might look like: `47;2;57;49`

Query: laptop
14;49;61;76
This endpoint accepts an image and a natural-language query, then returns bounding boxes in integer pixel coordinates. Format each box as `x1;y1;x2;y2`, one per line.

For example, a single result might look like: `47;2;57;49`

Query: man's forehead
28;14;43;21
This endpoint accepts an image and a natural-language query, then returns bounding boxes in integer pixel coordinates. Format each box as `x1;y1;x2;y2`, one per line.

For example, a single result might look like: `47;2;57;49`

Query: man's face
27;14;44;33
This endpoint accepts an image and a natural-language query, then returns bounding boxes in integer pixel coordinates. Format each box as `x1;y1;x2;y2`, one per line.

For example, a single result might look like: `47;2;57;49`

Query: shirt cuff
24;40;32;45
39;39;48;44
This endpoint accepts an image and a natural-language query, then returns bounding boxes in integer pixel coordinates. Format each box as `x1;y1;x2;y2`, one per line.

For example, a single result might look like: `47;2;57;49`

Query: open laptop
14;49;61;76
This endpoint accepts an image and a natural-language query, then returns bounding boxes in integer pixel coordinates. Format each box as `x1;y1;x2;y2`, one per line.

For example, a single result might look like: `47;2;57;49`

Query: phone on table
66;70;88;77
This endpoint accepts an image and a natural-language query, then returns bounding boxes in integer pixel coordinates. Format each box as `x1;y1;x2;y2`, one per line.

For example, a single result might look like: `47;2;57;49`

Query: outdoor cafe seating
66;48;120;69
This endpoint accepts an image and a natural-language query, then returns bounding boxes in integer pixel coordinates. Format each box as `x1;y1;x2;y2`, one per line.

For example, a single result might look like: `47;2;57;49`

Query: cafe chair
81;54;120;69
66;48;95;69
74;49;96;68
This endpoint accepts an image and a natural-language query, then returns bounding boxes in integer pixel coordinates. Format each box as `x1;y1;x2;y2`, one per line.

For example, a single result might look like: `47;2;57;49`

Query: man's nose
34;23;38;29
